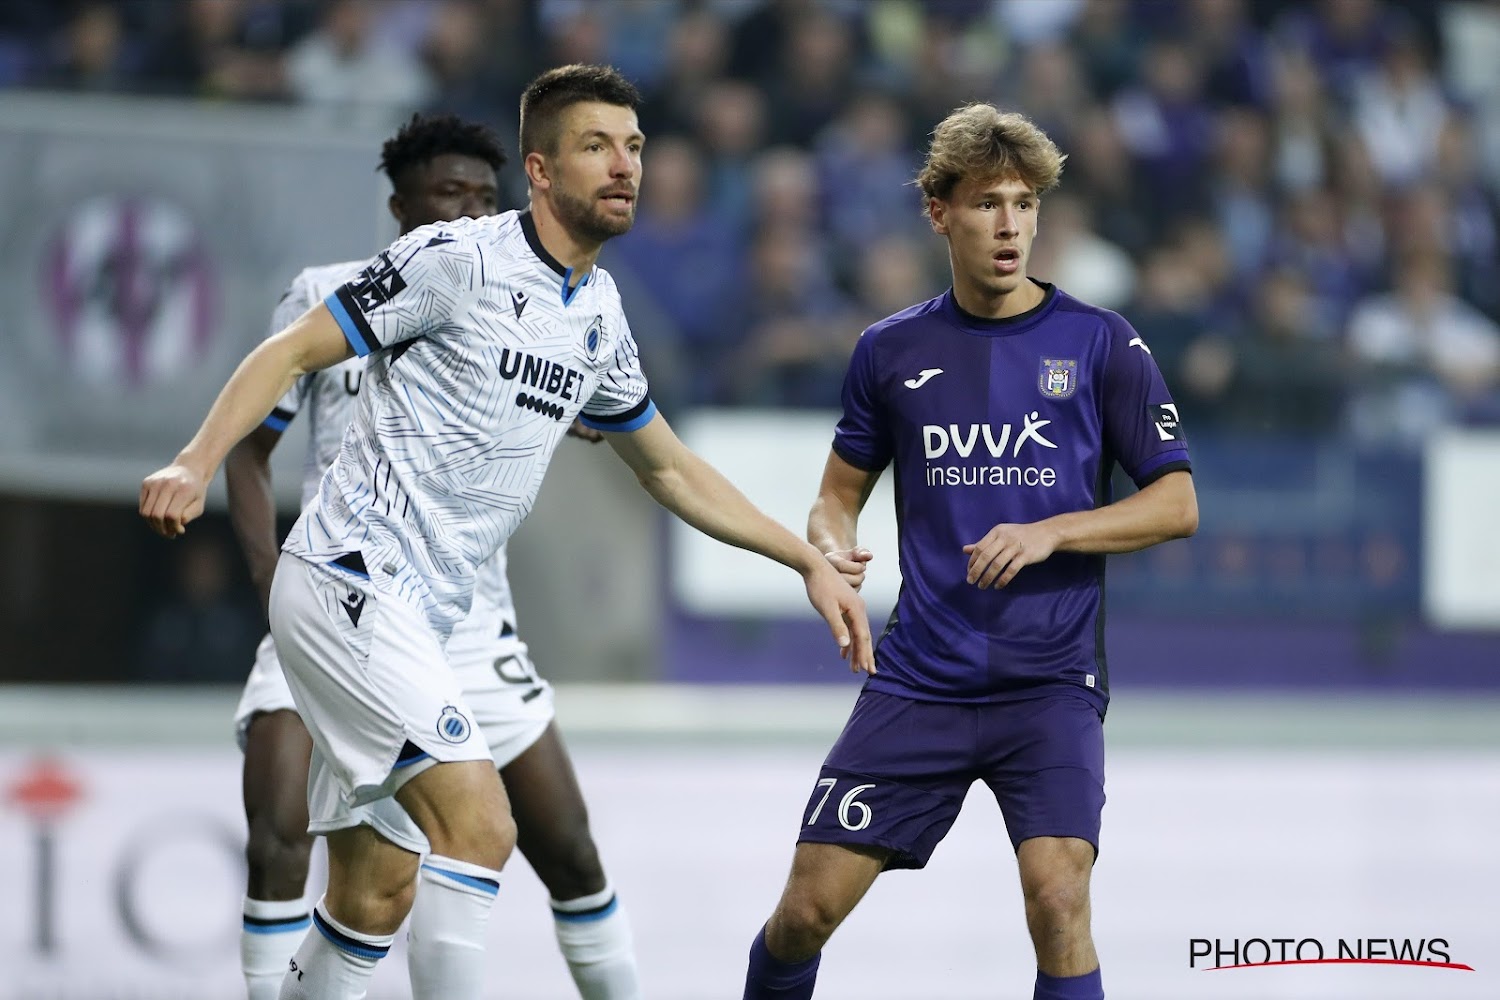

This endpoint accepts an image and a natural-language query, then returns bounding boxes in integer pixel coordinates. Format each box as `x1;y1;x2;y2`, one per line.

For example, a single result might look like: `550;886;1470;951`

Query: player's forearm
175;338;310;481
642;453;821;575
808;491;860;554
1046;472;1198;555
225;438;280;615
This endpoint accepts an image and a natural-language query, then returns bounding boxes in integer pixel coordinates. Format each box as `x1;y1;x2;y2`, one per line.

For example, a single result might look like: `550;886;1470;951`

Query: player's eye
980;200;995;210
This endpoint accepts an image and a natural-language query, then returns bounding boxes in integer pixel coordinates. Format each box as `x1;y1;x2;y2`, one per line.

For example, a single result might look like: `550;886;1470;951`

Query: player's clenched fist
823;546;874;591
140;463;208;538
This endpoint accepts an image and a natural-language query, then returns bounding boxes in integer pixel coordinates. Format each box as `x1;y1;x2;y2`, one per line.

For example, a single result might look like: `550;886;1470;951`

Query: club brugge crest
584;314;603;361
436;705;471;744
1039;358;1078;400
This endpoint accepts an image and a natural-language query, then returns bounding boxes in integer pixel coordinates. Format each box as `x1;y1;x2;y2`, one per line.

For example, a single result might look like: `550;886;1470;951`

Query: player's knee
531;828;606;900
1024;874;1090;928
245;819;313;896
433;806;517;871
772;891;845;955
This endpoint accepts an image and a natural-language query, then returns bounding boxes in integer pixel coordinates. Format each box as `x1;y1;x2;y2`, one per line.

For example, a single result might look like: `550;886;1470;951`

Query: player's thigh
798;690;975;870
242;708;313;835
982;695;1105;854
394;757;514;863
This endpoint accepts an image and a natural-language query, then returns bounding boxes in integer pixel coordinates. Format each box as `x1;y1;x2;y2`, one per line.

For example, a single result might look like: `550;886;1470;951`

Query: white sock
242;896;310;1000
278;899;391;1000
406;854;503;1000
552;883;642;1000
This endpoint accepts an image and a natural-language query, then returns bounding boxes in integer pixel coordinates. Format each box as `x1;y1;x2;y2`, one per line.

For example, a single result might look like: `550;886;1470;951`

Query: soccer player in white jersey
141;64;874;1000
226;112;642;1000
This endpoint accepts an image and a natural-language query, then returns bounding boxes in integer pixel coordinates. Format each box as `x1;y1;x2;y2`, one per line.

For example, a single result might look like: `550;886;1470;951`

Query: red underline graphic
1206;959;1475;972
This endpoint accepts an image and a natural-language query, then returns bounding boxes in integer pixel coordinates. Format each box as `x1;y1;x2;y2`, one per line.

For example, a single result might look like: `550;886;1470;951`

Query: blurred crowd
6;0;1500;447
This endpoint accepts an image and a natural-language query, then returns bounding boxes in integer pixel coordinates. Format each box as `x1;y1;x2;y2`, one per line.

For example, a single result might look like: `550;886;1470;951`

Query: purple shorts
796;689;1105;870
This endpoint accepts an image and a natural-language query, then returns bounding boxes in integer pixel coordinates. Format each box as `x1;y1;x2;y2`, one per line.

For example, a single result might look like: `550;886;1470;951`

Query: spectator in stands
1351;30;1451;187
286;0;431;127
813;88;924;259
43;3;132;92
1183;268;1346;435
1028;192;1136;311
614;135;742;403
1346;252;1500;447
694;79;767;235
640;7;728;138
728;223;857;407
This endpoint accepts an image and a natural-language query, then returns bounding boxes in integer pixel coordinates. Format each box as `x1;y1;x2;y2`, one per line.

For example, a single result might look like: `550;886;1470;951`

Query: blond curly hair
915;104;1066;219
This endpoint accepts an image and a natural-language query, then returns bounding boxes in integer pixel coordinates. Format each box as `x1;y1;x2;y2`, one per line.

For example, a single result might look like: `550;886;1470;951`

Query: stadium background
0;0;1497;997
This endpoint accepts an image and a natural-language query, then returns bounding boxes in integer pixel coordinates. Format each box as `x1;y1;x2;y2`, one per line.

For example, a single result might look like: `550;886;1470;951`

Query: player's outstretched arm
225;424;285;617
808;450;881;591
964;470;1199;589
604;413;875;674
140;306;353;539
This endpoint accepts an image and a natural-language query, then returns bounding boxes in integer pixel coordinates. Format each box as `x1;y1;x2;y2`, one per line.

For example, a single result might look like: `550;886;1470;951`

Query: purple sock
1034;967;1103;1000
743;925;821;999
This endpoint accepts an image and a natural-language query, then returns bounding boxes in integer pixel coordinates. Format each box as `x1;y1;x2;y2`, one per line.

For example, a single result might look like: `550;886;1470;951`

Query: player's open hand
565;418;605;443
804;561;875;675
962;521;1057;589
140;463;208;538
823;546;874;591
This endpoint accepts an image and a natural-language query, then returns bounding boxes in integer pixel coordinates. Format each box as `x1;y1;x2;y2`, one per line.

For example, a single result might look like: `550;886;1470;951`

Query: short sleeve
580;313;656;432
831;329;892;472
263;273;317;432
1101;313;1192;488
324;225;479;358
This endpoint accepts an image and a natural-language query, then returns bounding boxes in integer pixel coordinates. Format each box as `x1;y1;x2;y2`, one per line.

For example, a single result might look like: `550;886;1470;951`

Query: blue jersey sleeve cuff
580;397;656;433
1132;451;1192;488
262;407;294;433
832;438;889;473
324;291;378;357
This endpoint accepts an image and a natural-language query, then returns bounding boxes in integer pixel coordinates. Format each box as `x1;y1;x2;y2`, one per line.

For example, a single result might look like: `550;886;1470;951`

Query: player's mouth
994;247;1021;275
600;190;636;210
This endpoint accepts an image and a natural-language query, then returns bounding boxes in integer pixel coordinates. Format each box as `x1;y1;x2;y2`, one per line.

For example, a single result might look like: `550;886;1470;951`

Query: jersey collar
519;209;591;306
942;280;1058;336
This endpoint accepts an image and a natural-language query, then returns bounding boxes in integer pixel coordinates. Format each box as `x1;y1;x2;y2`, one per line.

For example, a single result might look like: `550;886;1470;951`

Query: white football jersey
281;210;654;638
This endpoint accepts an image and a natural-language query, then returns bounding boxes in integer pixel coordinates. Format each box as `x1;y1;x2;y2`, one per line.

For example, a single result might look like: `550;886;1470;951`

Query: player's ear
387;192;405;228
928;198;948;236
524;151;550;191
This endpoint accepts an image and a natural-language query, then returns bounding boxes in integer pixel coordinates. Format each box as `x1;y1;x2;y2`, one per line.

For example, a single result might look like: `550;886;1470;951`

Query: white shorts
267;553;555;847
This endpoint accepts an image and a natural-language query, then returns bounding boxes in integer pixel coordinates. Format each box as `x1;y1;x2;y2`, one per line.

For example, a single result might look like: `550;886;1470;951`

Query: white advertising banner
670;410;903;617
1423;430;1500;629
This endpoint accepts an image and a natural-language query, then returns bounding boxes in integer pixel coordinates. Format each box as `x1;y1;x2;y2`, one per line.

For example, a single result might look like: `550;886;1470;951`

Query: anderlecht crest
1039;358;1078;400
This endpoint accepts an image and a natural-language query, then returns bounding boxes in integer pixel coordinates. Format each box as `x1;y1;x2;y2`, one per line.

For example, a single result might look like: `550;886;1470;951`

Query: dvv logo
923;412;1057;460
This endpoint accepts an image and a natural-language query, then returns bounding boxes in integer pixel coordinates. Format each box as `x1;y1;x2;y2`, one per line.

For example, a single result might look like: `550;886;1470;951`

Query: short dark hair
378;113;508;193
519;64;642;158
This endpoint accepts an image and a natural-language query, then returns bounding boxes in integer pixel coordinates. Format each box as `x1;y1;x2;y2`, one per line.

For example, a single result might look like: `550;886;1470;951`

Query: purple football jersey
833;283;1191;713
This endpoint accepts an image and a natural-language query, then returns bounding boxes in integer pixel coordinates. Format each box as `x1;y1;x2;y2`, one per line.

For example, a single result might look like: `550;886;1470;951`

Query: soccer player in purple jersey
742;104;1199;1000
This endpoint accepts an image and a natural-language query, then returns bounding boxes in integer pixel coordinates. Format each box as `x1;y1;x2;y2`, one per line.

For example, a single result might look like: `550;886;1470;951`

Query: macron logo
904;368;944;389
1129;337;1151;354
